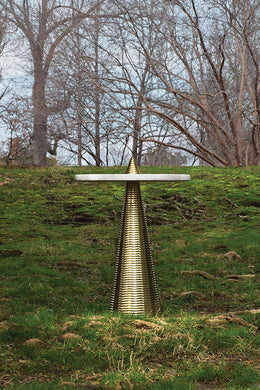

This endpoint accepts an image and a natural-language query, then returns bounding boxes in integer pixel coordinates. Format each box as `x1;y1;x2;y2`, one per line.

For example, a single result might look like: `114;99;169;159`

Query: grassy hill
0;165;259;389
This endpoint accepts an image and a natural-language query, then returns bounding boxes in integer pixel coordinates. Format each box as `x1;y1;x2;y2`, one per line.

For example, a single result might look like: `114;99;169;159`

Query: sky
0;46;32;141
0;42;32;91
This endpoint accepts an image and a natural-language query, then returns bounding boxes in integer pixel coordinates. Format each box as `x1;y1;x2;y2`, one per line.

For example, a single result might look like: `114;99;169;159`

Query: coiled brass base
110;158;160;315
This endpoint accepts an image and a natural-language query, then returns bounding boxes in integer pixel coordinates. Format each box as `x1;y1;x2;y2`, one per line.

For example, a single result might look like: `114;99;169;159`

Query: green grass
0;165;259;389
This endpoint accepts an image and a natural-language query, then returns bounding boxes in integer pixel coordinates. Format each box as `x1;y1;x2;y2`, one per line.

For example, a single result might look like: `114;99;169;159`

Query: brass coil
110;158;160;315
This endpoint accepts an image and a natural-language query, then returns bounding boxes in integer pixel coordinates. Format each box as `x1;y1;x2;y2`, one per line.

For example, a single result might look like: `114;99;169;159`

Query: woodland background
0;0;259;167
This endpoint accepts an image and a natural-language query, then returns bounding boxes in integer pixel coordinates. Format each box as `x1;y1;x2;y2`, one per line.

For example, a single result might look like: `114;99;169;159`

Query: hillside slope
0;166;259;389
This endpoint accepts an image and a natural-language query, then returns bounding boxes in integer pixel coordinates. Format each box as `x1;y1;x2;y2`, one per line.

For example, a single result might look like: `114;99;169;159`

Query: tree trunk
32;67;48;167
94;106;101;166
77;122;82;167
94;8;101;167
77;97;83;167
33;120;47;166
133;99;143;164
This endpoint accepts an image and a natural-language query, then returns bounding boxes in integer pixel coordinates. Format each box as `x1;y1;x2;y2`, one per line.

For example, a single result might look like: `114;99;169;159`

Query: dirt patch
0;249;23;258
46;212;109;225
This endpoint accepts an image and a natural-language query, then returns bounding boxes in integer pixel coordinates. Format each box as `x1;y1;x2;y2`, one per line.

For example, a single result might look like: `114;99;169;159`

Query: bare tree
0;0;106;166
1;96;33;164
143;145;188;166
114;0;260;166
2;0;258;166
43;0;129;167
0;7;7;103
100;1;167;165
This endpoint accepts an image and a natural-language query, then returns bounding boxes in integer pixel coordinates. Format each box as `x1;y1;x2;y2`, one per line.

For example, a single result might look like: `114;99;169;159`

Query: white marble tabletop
75;174;191;182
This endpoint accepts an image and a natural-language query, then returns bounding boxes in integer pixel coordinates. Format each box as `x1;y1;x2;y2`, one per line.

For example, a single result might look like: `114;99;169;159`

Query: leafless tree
38;0;131;167
1;96;33;164
143;145;188;166
113;0;260;166
49;18;116;165
0;0;106;166
0;7;7;103
2;0;258;167
99;1;169;165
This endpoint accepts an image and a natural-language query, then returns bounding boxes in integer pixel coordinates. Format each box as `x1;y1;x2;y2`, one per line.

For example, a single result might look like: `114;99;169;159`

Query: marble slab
75;174;191;182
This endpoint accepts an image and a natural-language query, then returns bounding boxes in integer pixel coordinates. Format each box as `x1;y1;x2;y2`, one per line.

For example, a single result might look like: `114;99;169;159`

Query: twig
0;275;62;280
56;262;88;268
224;197;238;208
194;197;205;206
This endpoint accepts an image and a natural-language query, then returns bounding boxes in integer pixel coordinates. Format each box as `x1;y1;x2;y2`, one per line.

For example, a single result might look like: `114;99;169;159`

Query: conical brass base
110;158;160;315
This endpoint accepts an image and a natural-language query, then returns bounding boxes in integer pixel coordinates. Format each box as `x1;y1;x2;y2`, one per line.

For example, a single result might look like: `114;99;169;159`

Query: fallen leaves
89;315;105;321
0;178;14;186
0;375;13;388
180;262;255;282
0;321;9;331
87;320;103;326
205;314;256;329
61;315;105;331
223;251;242;260
180;291;206;299
60;381;100;388
62;333;81;341
61;321;74;331
225;274;255;280
181;270;215;280
150;336;161;343
23;338;43;346
85;316;105;327
133;319;164;332
246;308;260;314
